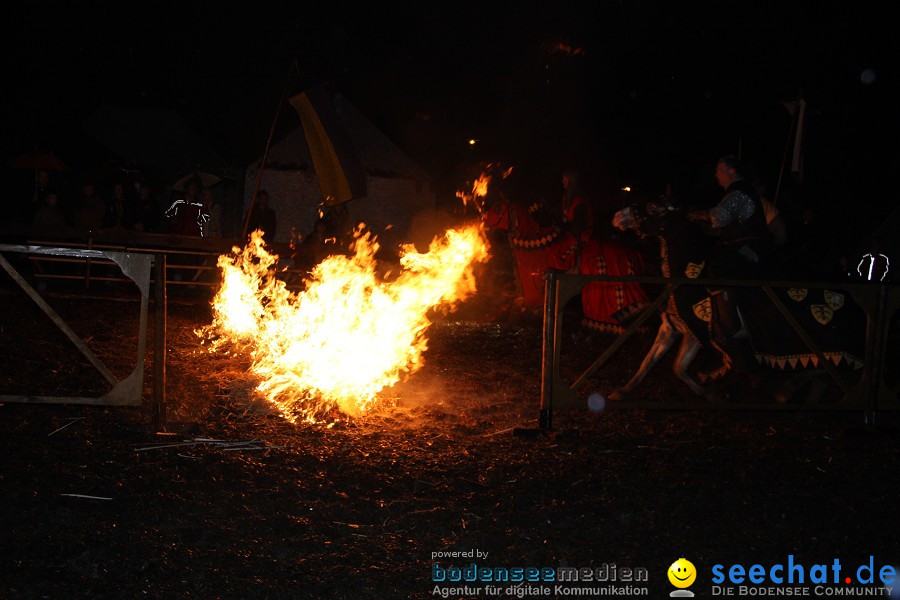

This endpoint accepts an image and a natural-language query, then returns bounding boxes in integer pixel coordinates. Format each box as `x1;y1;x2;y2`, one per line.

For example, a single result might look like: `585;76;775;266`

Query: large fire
201;224;489;423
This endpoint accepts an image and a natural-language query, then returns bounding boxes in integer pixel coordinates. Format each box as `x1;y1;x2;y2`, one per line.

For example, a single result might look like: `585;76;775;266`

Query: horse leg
611;313;679;400
670;333;707;397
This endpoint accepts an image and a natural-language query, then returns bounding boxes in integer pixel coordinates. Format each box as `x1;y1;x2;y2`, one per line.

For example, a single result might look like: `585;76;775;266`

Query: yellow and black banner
289;85;367;205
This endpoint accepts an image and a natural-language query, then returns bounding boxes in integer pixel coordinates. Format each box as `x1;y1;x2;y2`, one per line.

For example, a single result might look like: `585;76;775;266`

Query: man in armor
688;156;775;381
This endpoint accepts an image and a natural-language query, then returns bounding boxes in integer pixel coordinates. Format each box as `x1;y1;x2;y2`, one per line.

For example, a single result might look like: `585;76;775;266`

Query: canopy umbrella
87;159;147;189
12;152;70;209
12;152;69;171
170;170;221;192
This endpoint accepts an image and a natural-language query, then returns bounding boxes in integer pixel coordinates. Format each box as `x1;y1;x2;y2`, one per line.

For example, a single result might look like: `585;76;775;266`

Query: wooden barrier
539;273;899;428
0;244;155;407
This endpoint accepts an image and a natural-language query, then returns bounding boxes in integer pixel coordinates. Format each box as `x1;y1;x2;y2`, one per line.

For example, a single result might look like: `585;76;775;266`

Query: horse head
479;193;580;308
612;198;680;238
481;193;512;231
482;194;560;243
609;194;865;403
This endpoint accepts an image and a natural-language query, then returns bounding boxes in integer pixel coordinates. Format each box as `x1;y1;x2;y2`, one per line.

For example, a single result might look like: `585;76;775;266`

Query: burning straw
198;224;489;424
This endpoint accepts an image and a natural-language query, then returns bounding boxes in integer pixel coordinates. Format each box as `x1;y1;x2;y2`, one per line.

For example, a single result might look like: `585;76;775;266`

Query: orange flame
455;166;514;212
202;225;490;423
472;173;491;199
455;173;492;210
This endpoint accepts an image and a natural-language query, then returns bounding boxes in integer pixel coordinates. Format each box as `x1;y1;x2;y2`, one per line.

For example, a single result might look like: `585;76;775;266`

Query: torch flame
472;173;491;199
456;173;492;211
454;166;513;213
202;224;489;423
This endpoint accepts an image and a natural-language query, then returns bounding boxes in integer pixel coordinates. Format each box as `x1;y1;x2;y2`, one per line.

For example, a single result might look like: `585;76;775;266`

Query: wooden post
152;253;167;429
539;271;558;430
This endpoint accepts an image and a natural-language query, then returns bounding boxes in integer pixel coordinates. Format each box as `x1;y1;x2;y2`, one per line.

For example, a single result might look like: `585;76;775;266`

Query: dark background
3;1;898;238
2;6;899;596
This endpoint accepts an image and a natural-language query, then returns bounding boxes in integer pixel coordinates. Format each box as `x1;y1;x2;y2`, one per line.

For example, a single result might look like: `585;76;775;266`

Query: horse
481;194;649;333
610;198;866;401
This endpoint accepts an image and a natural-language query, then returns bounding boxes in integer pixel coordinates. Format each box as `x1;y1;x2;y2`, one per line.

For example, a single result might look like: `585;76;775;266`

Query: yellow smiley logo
668;558;697;588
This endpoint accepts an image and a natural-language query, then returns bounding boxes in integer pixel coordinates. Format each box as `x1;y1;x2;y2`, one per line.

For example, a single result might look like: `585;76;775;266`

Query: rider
561;168;594;243
688;155;775;381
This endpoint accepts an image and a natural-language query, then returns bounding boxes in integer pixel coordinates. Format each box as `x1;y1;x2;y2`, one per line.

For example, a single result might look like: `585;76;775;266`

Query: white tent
243;92;435;245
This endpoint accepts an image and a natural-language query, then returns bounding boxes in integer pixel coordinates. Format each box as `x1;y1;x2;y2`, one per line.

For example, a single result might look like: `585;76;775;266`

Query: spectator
17;169;53;224
295;218;331;272
246;189;277;242
31;169;52;207
322;201;351;246
855;237;890;282
102;181;128;229
165;180;207;237
33;191;66;233
128;181;161;233
200;186;222;238
74;180;106;230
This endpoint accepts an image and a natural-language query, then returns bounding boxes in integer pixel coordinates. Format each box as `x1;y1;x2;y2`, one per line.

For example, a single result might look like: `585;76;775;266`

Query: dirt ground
2;276;900;599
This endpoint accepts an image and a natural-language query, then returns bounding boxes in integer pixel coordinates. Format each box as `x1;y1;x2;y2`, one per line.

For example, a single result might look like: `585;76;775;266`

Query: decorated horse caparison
481;194;649;333
610;198;866;400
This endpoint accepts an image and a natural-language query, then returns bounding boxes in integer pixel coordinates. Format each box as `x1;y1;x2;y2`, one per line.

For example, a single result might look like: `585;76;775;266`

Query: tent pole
774;96;800;207
242;58;299;239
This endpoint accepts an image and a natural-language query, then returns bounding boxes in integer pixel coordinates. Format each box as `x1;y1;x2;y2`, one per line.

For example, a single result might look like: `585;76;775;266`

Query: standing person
32;190;68;284
74;179;106;231
560;168;593;242
200;186;222;238
21;169;53;223
295;218;330;272
128;181;161;233
32;191;67;233
31;169;52;207
102;181;128;229
246;190;277;242
165;180;207;237
323;201;350;246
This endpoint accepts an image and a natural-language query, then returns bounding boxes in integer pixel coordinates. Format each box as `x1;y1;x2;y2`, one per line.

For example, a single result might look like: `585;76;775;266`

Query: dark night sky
4;1;898;220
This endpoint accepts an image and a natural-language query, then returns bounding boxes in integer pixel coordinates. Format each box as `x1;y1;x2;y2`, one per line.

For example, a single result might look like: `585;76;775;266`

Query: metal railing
0;226;296;426
0;244;156;408
0;225;315;293
4;228;238;289
0;226;239;426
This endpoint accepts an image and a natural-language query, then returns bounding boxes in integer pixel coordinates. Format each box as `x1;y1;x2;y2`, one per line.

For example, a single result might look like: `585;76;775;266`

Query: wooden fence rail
538;272;899;429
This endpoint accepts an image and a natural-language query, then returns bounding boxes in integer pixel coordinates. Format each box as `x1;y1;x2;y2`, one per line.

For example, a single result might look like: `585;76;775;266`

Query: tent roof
82;104;223;184
253;92;431;182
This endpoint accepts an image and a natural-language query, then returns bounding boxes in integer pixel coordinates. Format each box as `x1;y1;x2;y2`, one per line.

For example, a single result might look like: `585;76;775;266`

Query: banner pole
242;58;299;239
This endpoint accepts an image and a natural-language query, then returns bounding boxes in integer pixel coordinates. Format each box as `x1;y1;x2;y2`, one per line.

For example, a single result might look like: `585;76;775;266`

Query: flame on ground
200;223;490;423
